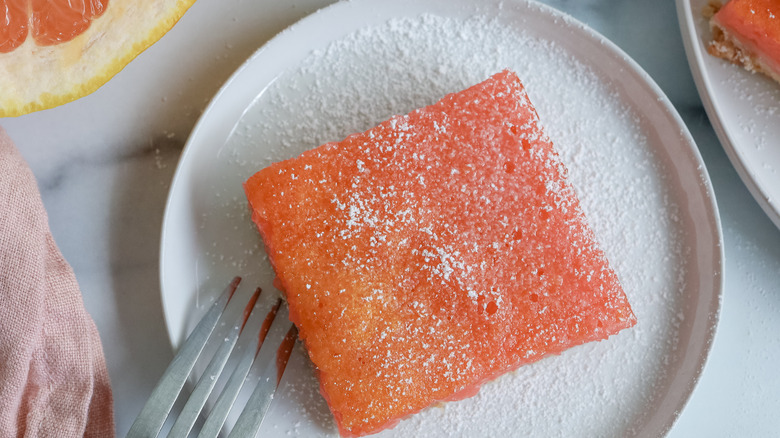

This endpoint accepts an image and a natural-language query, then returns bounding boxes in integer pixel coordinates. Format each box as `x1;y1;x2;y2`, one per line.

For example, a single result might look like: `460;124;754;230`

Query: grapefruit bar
707;0;780;84
244;70;636;437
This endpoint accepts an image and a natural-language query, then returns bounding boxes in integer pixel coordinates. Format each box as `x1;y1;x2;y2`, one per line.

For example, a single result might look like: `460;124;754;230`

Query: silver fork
127;277;297;438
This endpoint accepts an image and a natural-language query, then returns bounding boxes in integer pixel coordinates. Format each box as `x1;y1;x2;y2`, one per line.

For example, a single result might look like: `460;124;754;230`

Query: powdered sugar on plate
164;2;718;437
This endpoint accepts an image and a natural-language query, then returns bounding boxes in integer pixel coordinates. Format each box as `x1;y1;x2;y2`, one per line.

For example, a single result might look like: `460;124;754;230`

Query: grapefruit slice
0;0;196;117
244;71;636;437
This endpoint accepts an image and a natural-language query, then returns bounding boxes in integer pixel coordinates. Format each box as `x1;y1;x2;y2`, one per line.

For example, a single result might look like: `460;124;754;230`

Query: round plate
161;0;722;436
677;0;780;229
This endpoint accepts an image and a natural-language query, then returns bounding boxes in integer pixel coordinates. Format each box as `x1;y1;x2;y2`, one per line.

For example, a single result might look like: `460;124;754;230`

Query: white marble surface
2;0;779;436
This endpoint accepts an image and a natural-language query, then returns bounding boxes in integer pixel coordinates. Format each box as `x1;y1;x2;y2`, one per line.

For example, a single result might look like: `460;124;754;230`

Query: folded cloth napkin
0;127;115;437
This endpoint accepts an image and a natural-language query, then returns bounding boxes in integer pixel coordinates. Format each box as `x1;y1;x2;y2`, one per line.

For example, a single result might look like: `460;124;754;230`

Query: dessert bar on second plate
707;0;780;84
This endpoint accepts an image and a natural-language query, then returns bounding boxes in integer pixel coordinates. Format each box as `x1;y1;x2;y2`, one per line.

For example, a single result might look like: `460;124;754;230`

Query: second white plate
678;0;780;229
161;0;722;436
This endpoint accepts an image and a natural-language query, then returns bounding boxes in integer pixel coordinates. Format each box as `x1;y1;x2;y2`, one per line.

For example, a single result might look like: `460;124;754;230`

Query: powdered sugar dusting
206;8;691;438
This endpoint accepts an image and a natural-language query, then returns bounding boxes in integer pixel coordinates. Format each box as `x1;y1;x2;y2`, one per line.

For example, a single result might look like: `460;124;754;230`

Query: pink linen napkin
0;127;115;437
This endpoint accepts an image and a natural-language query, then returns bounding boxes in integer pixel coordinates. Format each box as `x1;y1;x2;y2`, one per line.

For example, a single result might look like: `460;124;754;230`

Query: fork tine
167;287;263;438
127;276;241;438
197;299;283;438
227;303;296;438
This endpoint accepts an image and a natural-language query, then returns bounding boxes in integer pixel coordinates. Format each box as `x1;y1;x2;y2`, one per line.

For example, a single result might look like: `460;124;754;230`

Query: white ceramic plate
677;0;780;229
160;0;722;436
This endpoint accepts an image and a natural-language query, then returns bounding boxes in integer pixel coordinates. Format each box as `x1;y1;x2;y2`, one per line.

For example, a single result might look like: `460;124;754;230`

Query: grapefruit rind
0;0;196;117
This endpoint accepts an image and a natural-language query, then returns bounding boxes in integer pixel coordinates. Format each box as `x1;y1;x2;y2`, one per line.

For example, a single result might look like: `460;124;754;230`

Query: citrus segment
31;0;109;46
0;0;196;116
0;0;28;52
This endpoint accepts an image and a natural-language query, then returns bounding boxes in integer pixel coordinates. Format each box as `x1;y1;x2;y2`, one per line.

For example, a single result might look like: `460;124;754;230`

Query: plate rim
160;0;724;435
